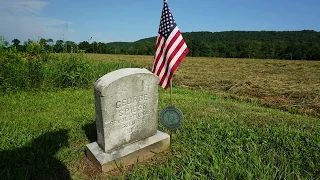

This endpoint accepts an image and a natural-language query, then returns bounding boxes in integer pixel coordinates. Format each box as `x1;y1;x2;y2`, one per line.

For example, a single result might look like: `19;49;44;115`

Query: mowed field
87;54;320;117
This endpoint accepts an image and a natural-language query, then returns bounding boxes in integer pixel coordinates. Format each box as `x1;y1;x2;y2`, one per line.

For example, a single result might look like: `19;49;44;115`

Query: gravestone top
94;68;159;152
95;68;153;96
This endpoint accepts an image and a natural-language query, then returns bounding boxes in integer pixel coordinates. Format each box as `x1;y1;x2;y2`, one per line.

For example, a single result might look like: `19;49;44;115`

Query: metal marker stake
169;130;173;149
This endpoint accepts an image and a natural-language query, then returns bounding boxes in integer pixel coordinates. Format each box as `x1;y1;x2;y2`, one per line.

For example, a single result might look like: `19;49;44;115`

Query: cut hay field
87;54;320;117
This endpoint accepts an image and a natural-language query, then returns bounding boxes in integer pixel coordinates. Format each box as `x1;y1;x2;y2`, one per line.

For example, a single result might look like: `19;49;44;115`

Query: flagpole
170;78;173;106
169;78;173;148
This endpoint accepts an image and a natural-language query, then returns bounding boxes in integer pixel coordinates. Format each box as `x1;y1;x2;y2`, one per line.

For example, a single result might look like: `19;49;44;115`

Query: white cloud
0;0;48;14
0;0;75;43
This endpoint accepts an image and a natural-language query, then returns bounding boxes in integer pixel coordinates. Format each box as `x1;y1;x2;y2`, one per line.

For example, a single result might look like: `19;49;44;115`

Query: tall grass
0;44;140;93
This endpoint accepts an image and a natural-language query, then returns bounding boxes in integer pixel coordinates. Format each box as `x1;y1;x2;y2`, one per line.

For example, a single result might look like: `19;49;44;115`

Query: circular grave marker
160;106;183;130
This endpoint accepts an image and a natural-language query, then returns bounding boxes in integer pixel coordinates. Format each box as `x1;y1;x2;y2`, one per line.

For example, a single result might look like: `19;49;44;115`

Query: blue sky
0;0;319;43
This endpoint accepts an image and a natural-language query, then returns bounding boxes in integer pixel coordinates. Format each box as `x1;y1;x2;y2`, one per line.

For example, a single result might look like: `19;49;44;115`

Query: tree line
1;30;320;60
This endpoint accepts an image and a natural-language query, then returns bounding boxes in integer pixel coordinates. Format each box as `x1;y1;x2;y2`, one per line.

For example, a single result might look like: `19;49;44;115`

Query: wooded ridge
3;30;320;60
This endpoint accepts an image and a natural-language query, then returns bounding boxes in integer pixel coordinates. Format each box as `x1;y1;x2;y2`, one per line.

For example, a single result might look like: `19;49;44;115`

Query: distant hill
101;30;319;60
184;30;319;43
129;30;319;44
7;30;319;60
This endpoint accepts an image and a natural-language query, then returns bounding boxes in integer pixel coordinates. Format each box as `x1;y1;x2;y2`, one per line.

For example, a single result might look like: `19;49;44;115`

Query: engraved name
106;93;152;134
116;94;148;108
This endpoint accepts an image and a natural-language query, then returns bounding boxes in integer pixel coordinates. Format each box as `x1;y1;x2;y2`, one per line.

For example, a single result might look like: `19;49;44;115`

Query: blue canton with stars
158;1;177;39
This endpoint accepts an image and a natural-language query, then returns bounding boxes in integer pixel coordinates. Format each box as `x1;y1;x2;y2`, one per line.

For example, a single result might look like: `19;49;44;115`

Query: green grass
1;88;319;179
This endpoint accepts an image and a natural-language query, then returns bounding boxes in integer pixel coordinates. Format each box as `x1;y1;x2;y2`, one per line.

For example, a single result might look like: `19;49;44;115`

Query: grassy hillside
1;88;319;179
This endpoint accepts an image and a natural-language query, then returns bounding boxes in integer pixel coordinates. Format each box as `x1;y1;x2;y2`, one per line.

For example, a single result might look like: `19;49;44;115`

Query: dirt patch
77;150;170;179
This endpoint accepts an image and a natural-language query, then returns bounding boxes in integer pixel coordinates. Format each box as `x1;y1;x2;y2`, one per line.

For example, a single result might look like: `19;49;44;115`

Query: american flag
152;0;189;90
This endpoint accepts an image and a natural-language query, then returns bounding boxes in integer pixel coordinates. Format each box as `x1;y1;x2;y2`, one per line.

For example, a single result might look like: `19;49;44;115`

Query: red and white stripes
152;27;189;89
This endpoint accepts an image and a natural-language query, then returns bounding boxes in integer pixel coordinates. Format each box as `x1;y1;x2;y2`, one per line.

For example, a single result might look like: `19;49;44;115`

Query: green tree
189;39;203;57
97;42;106;54
12;39;21;47
0;36;9;50
78;41;91;53
54;40;64;53
91;41;98;53
275;41;288;59
65;41;77;53
46;38;54;52
39;38;47;46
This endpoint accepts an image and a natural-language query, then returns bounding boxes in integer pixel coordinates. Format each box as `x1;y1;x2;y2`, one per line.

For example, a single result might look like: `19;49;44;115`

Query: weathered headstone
86;68;170;172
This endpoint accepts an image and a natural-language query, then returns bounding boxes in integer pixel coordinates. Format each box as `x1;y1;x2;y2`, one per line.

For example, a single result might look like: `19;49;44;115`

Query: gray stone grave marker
86;68;170;172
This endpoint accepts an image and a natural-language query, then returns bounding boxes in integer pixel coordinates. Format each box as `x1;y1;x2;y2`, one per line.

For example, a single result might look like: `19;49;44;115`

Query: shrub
0;48;30;92
50;54;94;88
0;45;141;93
